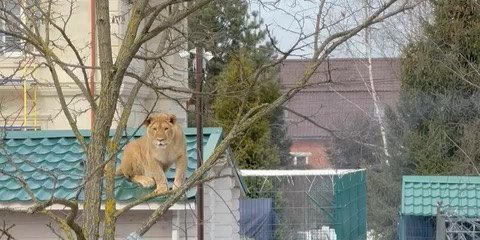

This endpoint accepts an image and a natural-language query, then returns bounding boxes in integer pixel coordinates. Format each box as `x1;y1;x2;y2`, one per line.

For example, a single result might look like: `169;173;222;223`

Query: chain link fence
438;205;480;240
238;169;366;240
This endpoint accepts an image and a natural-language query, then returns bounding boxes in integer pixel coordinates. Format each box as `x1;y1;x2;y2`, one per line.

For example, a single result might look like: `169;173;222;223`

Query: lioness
115;113;187;194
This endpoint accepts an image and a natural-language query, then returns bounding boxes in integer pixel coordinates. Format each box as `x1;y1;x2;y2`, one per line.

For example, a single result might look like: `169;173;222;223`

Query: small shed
0;128;244;239
399;175;480;240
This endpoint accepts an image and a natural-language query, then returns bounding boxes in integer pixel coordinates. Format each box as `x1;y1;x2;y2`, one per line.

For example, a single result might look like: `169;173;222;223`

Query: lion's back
120;137;149;174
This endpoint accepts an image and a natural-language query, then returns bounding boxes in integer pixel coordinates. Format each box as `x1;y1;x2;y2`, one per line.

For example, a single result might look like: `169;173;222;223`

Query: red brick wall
280;58;400;139
290;139;331;168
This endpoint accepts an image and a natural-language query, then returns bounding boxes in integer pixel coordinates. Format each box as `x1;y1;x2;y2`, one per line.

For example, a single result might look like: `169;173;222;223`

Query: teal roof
0;128;222;203
401;175;480;217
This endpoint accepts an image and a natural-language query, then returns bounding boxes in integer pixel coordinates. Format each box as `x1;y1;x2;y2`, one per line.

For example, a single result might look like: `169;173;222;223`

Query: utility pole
195;47;204;240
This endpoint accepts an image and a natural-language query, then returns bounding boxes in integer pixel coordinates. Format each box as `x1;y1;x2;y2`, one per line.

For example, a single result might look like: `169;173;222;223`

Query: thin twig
46;222;67;240
0;221;16;240
444;130;480;175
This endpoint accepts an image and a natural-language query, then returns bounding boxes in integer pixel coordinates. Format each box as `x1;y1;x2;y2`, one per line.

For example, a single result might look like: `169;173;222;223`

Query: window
296;156;307;165
290;152;311;166
0;1;22;56
0;0;40;56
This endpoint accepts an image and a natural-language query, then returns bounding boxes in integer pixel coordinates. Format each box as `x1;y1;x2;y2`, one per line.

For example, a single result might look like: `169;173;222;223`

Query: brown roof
280;58;401;139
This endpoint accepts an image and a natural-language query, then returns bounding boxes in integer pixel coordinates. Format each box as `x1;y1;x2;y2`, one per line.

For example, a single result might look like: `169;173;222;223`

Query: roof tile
1;190;17;201
0;128;222;203
401;176;480;217
6;139;23;147
2;164;16;173
32;145;50;155
39;138;57;146
57;138;73;146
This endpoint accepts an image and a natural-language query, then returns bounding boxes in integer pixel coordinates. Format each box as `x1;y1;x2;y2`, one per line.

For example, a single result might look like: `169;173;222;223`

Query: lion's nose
157;138;165;142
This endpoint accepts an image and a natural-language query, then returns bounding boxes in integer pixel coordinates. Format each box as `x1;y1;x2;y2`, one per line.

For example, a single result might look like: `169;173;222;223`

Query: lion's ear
169;114;176;124
143;116;152;126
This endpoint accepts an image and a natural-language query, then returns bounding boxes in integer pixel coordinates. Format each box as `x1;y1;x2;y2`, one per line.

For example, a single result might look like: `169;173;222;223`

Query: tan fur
115;113;187;194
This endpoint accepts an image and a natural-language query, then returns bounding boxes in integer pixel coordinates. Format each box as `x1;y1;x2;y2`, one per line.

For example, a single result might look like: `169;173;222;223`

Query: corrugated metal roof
401;175;480;217
0;128;222;203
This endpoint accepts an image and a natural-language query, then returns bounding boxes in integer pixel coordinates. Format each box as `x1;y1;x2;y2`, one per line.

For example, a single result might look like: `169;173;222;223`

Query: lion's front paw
172;180;183;191
154;184;168;194
136;177;155;188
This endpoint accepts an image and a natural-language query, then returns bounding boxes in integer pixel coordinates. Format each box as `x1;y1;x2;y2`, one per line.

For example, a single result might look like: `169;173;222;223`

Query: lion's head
144;113;177;149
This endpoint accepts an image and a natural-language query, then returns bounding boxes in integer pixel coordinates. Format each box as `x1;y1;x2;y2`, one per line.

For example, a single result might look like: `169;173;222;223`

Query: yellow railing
22;61;37;131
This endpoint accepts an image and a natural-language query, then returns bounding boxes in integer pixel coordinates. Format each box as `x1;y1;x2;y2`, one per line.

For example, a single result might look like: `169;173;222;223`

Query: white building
0;0;190;130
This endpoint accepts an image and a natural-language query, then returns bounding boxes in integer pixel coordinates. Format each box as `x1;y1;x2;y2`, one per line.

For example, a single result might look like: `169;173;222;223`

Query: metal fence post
436;202;446;240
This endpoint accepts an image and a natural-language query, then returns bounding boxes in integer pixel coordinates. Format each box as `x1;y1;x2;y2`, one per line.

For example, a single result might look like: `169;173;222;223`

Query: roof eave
0;201;195;211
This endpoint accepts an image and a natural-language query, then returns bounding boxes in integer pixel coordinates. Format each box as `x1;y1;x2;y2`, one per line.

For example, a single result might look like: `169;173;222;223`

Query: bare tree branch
116;174;232;218
0;221;16;240
283;106;337;138
46;222;67;240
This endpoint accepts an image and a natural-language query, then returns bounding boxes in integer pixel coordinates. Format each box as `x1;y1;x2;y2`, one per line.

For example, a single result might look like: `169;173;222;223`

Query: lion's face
144;113;177;149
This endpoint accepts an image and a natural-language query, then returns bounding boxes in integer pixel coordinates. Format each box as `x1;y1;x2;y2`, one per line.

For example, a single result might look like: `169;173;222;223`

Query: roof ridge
3;127;222;139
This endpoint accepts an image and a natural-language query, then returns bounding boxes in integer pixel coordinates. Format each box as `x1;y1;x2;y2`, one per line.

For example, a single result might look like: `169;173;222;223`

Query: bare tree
0;0;421;239
363;0;391;164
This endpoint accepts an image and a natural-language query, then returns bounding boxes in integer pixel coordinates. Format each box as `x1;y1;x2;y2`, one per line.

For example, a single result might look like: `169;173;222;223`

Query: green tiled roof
401;175;480;217
0;128;222;203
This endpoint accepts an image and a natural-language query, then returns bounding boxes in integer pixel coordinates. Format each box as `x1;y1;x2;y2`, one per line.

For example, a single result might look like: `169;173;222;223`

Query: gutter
89;0;96;129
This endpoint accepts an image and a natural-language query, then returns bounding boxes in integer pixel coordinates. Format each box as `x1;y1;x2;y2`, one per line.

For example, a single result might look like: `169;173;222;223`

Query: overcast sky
248;0;424;59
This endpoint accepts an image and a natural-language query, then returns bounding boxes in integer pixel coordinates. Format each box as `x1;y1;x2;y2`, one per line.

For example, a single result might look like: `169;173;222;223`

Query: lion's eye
152;127;157;131
164;127;169;131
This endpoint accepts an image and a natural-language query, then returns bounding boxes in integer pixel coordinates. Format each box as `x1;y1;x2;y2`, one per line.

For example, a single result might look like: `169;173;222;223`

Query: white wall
0;210;173;240
174;156;243;240
204;167;242;240
0;86;189;130
114;210;173;239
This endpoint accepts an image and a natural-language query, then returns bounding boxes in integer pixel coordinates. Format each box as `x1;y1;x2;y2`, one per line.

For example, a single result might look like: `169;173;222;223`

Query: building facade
0;0;190;130
279;58;400;168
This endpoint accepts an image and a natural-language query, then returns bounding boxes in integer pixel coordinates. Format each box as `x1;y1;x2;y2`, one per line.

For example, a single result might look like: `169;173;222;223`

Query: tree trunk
367;52;391;163
364;0;390;165
83;0;115;238
103;147;117;240
83;140;105;239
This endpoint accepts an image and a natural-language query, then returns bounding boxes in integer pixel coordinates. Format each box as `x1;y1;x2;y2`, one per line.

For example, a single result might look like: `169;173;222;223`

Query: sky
248;0;423;59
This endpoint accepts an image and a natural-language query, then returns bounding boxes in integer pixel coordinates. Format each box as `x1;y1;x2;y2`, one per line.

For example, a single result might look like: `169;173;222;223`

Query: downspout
90;0;96;130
